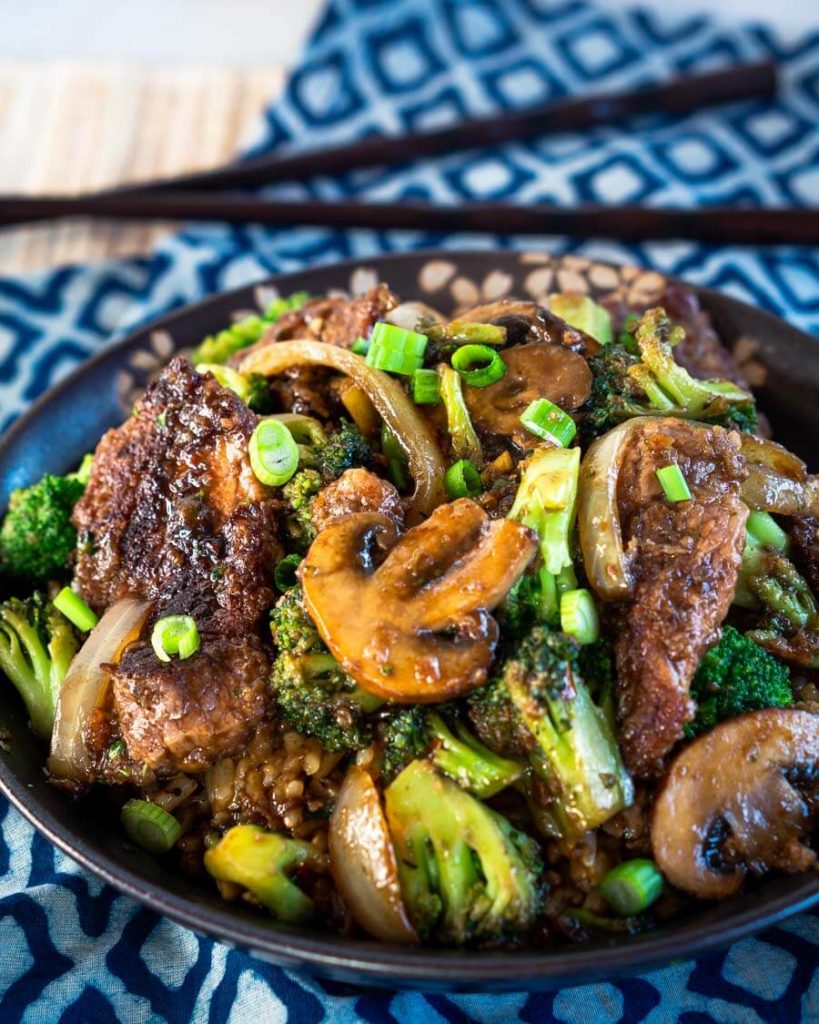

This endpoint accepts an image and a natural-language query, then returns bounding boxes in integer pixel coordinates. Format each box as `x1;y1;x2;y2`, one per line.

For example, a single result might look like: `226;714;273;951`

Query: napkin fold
0;1;817;1020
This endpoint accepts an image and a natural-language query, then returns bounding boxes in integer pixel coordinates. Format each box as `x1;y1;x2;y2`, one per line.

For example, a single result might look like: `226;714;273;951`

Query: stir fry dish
1;280;817;947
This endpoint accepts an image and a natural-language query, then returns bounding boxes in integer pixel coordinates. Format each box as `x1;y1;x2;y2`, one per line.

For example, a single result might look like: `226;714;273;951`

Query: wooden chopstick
0;60;778;238
0;193;814;245
134;60;778;194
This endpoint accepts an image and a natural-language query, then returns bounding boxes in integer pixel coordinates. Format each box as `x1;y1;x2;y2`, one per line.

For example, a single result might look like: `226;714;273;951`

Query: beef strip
73;358;281;772
110;634;270;773
235;285;398;417
615;420;748;779
310;469;405;535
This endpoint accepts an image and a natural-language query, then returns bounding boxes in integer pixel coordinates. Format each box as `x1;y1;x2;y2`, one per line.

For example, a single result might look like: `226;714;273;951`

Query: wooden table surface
0;61;283;274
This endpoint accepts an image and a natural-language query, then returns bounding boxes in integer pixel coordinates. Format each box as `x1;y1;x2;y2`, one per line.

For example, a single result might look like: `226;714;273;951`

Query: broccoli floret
314;420;374;482
377;706;429;783
280;423;373;551
0;593;79;738
734;512;819;667
505;446;581;626
282;469;323;551
204;823;323;923
271;651;378;753
376;708;523;796
583;308;757;440
687;626;792;736
192;292;310;365
384;760;543;944
0;467;89;581
245;373;275;414
469;627;633;836
270;587;380;751
270;587;321;654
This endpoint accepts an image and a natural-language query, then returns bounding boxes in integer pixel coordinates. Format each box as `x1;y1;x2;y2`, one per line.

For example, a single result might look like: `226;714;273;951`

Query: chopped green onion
444;459;482;499
196;363;252;403
424;321;507;347
151;615;201;663
560;588;600;644
351;338;370;356
600;859;664;916
437;364;483;467
656;464;691;503
520;398;577;448
412;368;441;405
365;322;428;376
249;419;300;487
747;511;790;553
381;424;409;491
548;293;613;345
274;554;302;592
451;344;507;388
54;587;98;632
121;799;182;854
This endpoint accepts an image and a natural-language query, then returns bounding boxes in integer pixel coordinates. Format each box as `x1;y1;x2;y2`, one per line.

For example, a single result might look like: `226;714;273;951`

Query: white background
0;0;812;65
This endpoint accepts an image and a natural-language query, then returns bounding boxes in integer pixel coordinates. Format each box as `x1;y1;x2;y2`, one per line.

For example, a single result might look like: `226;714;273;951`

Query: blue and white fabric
0;0;817;1019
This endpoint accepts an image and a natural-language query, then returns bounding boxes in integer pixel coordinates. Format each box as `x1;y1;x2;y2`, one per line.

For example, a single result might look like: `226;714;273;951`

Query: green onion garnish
351;338;370;356
451;344;506;388
365;322;428;376
520;398;577;448
196;363;252;403
249;419;300;487
121;799;182;854
600;859;664;916
412;368;441;405
656;464;691;503
274;554;302;592
54;587;98;633
444;459;482;499
559;588;600;644
151;615;201;663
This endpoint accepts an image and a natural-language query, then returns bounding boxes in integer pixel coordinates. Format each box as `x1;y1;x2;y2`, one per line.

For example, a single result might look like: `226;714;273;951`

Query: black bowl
0;250;816;991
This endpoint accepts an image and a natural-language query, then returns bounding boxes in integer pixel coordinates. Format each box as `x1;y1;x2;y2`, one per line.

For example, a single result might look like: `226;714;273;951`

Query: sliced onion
578;420;639;602
49;596;153;782
240;340;447;517
328;764;418;944
740;435;819;516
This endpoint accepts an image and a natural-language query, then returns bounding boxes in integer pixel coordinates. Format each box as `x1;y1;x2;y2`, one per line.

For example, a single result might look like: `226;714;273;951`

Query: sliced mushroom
329;764;418;944
652;708;819;899
465;343;592;448
458;299;601;356
300;498;537;701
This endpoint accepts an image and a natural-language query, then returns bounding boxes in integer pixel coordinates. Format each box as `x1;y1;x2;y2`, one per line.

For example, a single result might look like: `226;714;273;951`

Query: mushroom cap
465;343;592;448
651;708;819;899
300;498;537;702
458;299;601;356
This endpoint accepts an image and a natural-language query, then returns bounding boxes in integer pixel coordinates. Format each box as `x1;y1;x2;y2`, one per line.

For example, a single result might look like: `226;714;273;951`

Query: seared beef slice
615;420;748;779
73;358;281;770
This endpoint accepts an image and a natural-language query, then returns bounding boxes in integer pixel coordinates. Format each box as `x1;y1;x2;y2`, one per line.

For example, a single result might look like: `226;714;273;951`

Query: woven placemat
0;60;282;272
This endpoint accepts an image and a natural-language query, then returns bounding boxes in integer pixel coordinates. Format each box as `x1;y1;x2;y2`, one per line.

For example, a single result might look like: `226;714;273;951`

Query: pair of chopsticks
1;60;814;246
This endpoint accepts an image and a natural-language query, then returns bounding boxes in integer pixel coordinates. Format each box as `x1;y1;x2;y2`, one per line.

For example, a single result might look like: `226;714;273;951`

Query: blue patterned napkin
0;1;818;1020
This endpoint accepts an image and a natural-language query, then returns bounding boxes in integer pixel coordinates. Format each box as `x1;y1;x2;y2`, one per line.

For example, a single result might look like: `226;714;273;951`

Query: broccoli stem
507;447;580;625
428;713;522;798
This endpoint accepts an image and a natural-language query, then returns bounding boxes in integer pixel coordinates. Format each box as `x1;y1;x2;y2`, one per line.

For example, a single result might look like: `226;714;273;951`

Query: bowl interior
0;250;816;990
